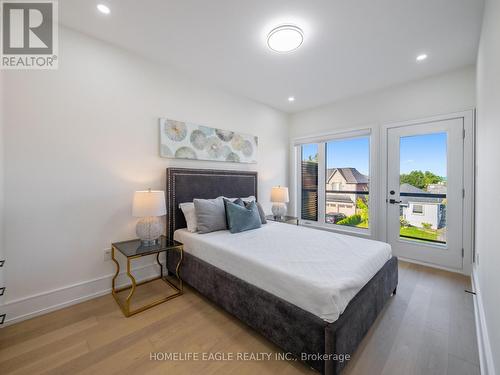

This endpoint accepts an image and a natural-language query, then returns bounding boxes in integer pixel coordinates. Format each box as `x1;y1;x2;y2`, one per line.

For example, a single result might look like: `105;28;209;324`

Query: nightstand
111;235;183;317
265;215;299;226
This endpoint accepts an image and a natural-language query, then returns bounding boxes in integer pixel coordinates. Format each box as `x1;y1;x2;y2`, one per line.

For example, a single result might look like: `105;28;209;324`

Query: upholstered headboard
166;168;258;239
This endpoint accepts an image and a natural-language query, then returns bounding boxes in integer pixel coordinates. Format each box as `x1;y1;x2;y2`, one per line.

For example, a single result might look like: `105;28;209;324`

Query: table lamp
271;186;289;219
132;189;166;246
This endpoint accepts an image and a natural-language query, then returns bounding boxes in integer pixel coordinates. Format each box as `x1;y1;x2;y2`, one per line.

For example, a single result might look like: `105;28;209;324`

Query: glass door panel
399;133;447;244
387;118;463;270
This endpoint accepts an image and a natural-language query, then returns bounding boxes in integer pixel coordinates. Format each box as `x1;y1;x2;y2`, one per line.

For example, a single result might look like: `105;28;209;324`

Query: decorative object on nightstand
270;186;289;219
266;215;299;226
111;236;183;317
132;189;166;246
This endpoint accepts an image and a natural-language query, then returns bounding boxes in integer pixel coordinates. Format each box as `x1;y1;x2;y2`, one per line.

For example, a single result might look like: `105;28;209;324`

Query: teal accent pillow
223;198;245;228
224;198;267;225
225;200;262;233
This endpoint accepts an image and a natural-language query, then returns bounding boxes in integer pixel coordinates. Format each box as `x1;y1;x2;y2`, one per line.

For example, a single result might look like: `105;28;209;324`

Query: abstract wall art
159;118;258;163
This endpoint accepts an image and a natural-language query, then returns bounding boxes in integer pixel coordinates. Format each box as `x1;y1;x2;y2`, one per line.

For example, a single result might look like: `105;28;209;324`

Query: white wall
0;70;4;307
475;0;500;372
288;66;475;231
1;28;289;323
290;65;475;138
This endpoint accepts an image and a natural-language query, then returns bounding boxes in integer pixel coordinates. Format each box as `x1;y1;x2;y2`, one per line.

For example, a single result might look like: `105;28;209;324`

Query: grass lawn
400;226;438;241
336;219;369;229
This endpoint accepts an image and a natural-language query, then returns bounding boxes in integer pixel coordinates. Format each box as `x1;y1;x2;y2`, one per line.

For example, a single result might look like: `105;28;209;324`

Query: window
326;136;370;229
297;132;371;232
412;204;424;214
301;144;318;221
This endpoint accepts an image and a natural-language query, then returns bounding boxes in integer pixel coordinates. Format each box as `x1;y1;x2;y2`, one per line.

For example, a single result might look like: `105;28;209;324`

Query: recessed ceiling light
267;25;304;53
288;96;295;102
416;53;428;62
97;4;110;15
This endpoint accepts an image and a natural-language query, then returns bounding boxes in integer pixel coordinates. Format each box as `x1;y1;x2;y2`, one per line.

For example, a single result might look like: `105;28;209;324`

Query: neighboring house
427;183;447;195
400;183;446;230
325;168;369;217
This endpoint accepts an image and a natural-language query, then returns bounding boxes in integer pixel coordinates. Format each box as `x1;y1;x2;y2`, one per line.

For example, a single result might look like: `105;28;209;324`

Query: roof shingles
327;168;369;184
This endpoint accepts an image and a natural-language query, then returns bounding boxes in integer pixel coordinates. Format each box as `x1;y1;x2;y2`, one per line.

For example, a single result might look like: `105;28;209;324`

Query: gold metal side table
111;235;183;317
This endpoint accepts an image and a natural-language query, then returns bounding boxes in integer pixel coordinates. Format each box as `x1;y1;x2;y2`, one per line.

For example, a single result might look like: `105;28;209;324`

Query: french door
387;118;464;270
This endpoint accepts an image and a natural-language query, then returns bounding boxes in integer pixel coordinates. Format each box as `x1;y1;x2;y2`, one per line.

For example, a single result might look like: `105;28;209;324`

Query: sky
399;132;447;177
326;137;370;175
301;132;447;178
301;143;319;162
302;137;370;175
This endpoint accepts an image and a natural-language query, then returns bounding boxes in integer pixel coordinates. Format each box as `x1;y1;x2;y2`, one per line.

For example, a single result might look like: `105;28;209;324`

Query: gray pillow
225;200;262;234
194;197;227;233
255;202;267;224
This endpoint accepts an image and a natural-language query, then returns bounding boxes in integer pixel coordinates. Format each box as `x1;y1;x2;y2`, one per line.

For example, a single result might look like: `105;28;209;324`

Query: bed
165;168;398;374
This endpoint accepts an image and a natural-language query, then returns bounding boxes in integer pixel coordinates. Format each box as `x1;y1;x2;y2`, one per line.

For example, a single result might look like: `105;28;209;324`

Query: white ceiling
60;0;484;113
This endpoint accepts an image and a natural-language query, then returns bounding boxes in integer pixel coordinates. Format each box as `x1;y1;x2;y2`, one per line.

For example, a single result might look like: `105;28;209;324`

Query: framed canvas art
160;118;258;163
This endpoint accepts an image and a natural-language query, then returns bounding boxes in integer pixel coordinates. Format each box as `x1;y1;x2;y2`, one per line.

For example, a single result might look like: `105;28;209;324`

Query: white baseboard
2;263;161;326
397;256;467;275
472;267;496;375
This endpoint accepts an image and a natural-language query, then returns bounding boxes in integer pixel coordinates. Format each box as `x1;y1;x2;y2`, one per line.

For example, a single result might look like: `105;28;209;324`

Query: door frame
380;110;475;275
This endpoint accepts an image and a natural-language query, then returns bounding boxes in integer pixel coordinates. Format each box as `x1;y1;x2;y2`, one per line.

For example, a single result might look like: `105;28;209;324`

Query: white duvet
174;222;392;322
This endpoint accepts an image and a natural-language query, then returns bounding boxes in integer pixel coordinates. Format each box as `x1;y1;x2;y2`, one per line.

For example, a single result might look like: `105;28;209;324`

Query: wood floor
0;261;480;375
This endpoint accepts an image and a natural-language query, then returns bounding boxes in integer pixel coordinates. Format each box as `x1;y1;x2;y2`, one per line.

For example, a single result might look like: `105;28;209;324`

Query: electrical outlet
103;248;112;261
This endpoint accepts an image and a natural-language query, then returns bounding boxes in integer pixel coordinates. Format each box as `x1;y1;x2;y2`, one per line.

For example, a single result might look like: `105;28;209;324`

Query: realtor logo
1;0;58;69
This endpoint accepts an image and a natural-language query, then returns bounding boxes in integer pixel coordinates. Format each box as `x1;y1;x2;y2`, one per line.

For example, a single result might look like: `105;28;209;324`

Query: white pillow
179;202;198;232
226;196;256;203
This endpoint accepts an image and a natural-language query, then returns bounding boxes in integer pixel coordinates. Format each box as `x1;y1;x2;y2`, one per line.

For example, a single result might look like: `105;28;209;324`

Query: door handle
389;199;402;204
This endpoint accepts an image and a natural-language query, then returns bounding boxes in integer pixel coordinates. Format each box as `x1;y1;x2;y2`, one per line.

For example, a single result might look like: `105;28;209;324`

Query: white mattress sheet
174;222;392;322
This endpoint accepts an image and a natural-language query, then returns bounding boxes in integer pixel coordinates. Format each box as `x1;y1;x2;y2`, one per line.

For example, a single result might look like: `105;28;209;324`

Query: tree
308;153;319;162
400;170;425;189
356;197;369;223
337;214;362;226
423;171;444;187
400;217;410;227
400;170;444;190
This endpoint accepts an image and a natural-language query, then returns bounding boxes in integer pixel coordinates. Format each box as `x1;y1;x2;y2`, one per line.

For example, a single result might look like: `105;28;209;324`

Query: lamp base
271;203;287;219
140;239;159;247
136;216;162;246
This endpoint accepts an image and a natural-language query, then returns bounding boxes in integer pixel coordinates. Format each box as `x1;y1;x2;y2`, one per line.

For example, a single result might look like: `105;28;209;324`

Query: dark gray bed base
165;168;398;374
167;252;397;374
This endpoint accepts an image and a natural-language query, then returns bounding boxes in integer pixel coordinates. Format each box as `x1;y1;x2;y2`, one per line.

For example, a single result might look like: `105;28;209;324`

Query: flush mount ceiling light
416;53;428;62
267;25;304;53
97;4;111;14
288;96;295;102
